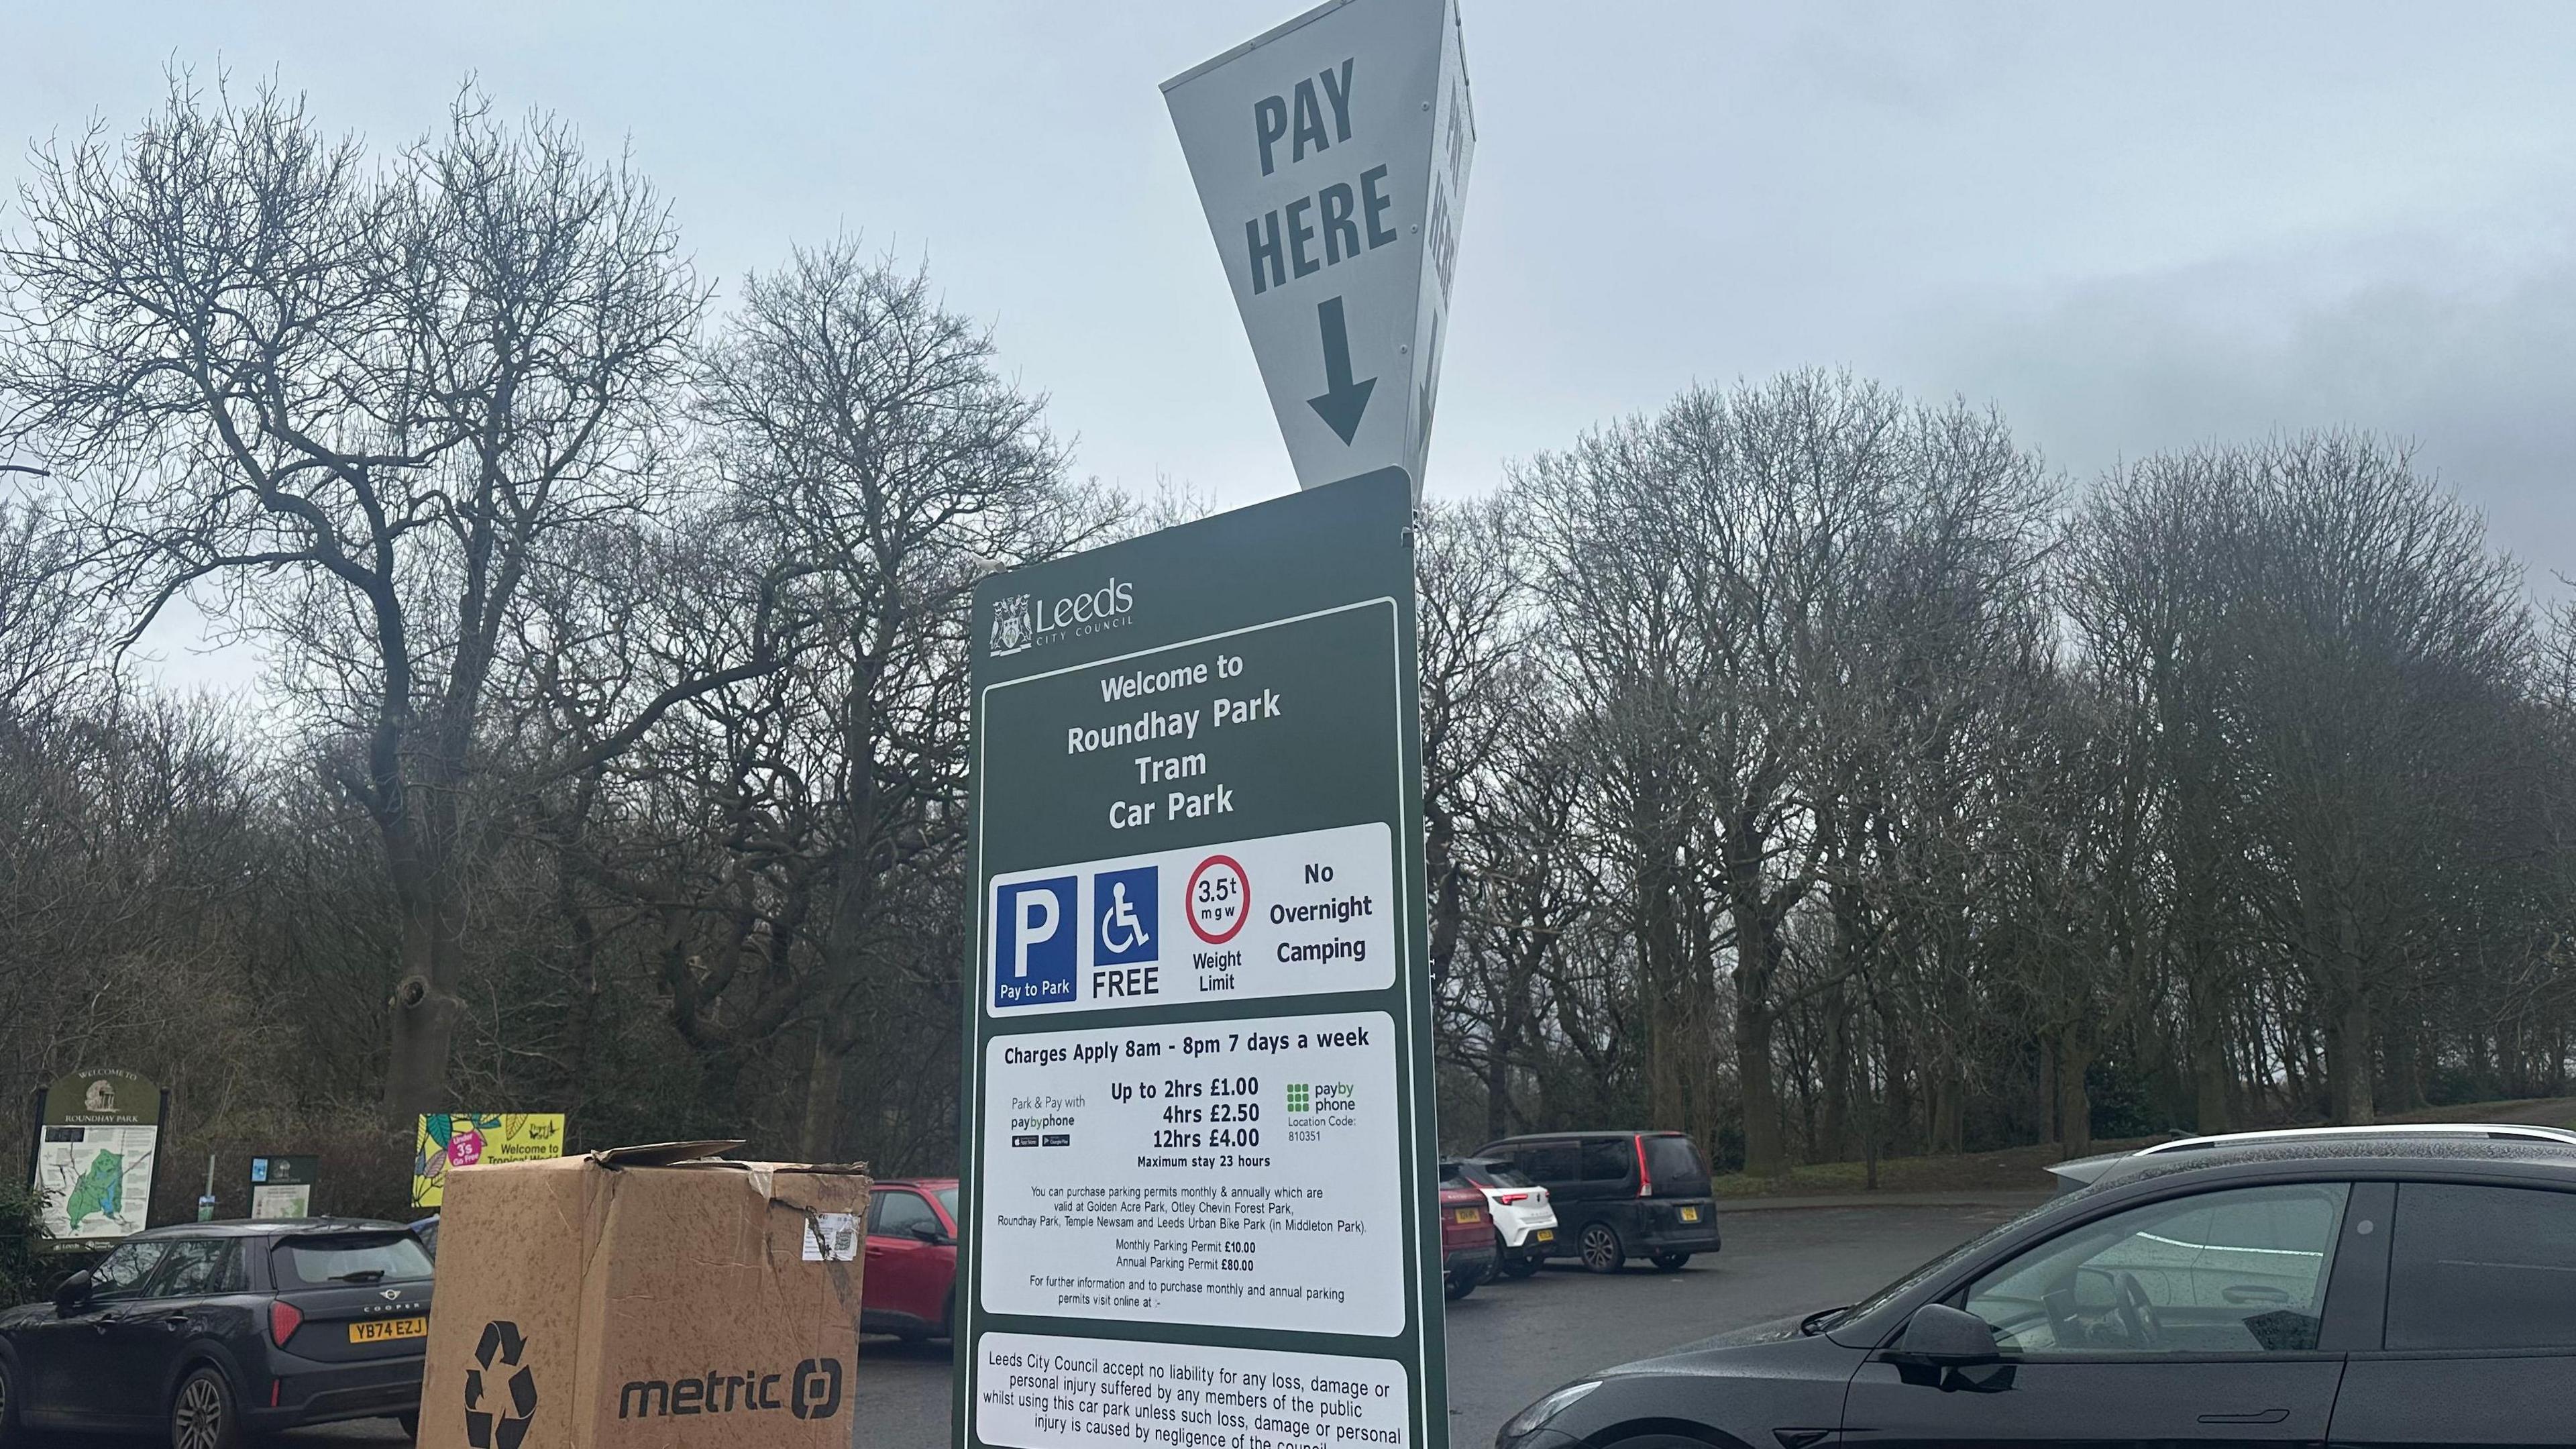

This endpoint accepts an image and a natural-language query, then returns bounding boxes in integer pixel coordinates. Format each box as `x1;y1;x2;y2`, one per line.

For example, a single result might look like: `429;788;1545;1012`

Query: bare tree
2225;435;2528;1124
688;241;1106;1158
0;80;785;1116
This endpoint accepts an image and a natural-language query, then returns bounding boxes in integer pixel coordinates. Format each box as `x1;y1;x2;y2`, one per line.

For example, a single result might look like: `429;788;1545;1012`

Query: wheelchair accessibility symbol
1094;866;1159;965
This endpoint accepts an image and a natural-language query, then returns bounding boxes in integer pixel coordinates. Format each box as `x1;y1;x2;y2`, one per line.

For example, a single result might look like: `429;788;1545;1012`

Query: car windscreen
272;1232;435;1287
1643;1134;1711;1196
1456;1160;1534;1190
1827;1191;2090;1344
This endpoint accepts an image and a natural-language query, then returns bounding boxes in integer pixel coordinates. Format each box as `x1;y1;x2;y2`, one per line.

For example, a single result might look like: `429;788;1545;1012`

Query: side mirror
909;1220;949;1245
52;1271;94;1313
1888;1303;2002;1366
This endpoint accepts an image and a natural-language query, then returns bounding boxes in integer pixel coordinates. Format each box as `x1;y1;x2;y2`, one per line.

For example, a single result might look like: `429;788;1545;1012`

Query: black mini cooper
0;1218;433;1448
1497;1126;2576;1449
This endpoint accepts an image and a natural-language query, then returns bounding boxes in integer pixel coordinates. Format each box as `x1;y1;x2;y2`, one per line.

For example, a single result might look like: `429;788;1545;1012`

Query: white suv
1444;1157;1558;1279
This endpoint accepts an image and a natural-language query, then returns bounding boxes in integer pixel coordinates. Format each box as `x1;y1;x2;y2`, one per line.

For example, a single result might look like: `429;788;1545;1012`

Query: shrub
0;1180;51;1307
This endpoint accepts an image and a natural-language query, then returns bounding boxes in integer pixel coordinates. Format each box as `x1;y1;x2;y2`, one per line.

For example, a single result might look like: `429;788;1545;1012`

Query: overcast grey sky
10;2;2576;686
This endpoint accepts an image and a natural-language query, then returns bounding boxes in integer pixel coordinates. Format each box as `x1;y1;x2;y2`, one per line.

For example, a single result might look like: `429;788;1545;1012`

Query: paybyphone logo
994;877;1077;1009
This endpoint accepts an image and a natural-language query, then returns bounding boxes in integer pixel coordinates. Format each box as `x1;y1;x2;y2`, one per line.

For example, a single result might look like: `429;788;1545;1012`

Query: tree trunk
2037;1038;2057;1143
1819;986;1851;1164
1484;1051;1514;1142
1881;1018;1917;1155
800;1030;847;1161
2055;1029;2095;1159
2324;991;2375;1126
1638;851;1688;1142
1926;1065;1966;1155
382;888;462;1118
2187;969;2233;1134
2384;1025;2424;1114
1737;996;1785;1177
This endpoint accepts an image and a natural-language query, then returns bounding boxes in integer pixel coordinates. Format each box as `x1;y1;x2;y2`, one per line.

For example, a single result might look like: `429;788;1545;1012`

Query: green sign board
248;1153;321;1219
957;469;1444;1449
28;1068;164;1245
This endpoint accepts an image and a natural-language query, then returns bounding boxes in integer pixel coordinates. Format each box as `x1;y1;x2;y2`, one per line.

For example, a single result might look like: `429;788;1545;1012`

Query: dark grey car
1498;1128;2576;1449
0;1218;431;1448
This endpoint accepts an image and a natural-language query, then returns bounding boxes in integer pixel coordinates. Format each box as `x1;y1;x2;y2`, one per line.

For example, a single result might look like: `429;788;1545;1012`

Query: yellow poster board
410;1113;566;1208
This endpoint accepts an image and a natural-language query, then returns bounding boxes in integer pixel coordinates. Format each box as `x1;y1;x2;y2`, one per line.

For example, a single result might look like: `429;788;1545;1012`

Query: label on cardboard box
802;1212;860;1261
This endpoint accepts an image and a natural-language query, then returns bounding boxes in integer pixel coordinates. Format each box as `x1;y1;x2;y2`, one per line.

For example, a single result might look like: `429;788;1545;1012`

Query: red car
1439;1184;1496;1301
863;1177;959;1342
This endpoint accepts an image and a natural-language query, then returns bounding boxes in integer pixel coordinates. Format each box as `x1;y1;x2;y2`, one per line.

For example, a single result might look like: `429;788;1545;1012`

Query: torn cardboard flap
421;1142;871;1449
588;1140;746;1169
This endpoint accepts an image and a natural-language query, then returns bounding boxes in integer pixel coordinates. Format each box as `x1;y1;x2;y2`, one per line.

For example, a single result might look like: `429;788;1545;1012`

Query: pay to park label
985;822;1395;1018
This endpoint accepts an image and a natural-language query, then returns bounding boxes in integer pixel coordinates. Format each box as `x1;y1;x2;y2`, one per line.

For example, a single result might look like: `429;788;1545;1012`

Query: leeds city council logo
990;594;1035;657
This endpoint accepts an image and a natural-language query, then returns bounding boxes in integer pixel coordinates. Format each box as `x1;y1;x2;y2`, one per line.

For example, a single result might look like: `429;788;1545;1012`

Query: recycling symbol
464;1320;537;1449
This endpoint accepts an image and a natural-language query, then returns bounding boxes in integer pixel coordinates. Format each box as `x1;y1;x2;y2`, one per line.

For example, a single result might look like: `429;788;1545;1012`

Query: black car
1475;1131;1721;1272
0;1218;432;1448
1496;1126;2576;1449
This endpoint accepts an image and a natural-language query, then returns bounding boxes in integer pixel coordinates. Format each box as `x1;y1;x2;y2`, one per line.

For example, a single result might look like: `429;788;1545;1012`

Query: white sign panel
976;1332;1412;1449
1165;0;1474;495
33;1124;158;1241
250;1183;312;1220
979;1011;1403;1336
985;823;1396;1018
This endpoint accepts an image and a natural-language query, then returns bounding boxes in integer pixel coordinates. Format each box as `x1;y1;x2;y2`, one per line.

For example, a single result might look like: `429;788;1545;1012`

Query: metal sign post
1165;0;1474;497
957;469;1443;1449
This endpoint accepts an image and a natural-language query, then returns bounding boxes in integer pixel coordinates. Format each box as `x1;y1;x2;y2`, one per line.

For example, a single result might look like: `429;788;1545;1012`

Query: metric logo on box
994;877;1078;1009
1094;866;1158;965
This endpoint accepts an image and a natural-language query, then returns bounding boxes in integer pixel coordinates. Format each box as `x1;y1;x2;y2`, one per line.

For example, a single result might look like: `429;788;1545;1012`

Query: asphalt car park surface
78;1201;2012;1449
685;1202;2021;1449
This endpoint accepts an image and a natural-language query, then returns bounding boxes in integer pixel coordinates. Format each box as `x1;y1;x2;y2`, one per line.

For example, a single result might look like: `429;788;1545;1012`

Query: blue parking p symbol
994;876;1077;1009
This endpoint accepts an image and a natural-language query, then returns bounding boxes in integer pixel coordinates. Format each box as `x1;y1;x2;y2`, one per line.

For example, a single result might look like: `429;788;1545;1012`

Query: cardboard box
419;1140;870;1449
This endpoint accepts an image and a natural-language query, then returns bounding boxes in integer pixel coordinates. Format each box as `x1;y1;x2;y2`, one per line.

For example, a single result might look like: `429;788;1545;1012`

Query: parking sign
1093;866;1158;965
992;877;1077;1008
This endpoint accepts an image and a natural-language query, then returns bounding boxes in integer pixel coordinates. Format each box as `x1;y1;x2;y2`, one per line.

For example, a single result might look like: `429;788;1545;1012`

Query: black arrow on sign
1305;295;1376;445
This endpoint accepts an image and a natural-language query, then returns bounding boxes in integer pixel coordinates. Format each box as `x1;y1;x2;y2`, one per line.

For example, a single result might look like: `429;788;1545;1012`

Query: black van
1472;1130;1720;1273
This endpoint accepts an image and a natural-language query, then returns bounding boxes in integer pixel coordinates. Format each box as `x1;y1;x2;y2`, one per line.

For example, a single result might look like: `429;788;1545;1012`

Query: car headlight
1499;1381;1601;1444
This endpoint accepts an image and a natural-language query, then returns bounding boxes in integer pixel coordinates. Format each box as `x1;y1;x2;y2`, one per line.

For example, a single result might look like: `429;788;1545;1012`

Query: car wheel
0;1354;20;1444
1444;1270;1476;1301
939;1291;957;1342
1578;1222;1625;1273
171;1366;242;1449
1598;1436;1720;1449
397;1409;420;1441
1500;1256;1540;1279
1650;1252;1692;1271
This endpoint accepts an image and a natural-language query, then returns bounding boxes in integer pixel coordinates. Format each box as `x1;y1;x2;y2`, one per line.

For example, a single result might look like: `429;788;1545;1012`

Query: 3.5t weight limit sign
1187;855;1250;943
956;470;1442;1449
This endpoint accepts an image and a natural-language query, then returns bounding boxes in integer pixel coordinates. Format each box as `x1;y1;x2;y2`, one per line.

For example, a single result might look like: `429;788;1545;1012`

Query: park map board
957;469;1445;1449
29;1069;162;1244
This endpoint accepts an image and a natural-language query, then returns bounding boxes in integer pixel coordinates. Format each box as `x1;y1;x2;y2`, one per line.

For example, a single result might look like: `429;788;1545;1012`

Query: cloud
1909;211;2576;593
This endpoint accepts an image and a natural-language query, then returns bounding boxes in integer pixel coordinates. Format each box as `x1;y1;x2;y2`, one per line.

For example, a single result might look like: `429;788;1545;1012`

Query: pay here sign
1165;0;1474;496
